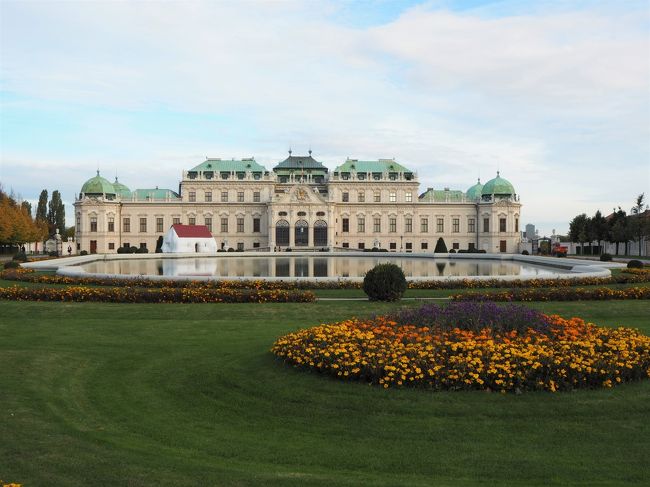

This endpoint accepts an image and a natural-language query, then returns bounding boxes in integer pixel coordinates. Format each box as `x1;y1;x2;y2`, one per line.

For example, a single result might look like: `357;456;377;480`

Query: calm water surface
80;256;573;278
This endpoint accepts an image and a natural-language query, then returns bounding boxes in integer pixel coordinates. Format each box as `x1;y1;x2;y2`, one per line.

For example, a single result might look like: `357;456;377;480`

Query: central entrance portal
295;220;309;246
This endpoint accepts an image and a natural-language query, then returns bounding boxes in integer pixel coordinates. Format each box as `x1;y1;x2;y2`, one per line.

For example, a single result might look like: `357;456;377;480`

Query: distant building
525;224;536;240
73;152;522;254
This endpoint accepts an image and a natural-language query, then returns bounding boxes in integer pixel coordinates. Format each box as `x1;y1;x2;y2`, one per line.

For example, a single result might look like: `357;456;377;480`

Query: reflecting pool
78;256;575;279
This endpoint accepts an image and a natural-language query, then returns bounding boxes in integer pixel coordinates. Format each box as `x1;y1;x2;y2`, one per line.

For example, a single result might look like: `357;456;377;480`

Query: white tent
161;224;218;253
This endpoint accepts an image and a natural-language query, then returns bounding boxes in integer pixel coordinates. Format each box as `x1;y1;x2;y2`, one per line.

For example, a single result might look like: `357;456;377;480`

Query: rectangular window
237;242;244;251
123;242;129;249
358;242;365;250
342;218;349;233
139;218;147;232
108;217;114;232
436;218;444;233
108;242;115;250
90;217;97;232
156;217;164;233
140;243;147;250
205;217;212;232
405;217;412;233
453;242;460;250
483;218;490;233
468;218;475;233
515;218;519;233
189;191;196;202
389;242;396;250
342;242;349;248
357;217;365;233
421;218;429;233
405;192;412;203
237;191;244;203
123;217;130;233
173;217;180;225
205;191;212;202
221;218;228;233
500;218;507;232
253;218;260;233
253;191;260;202
76;214;81;232
453;218;460;233
237;218;244;233
373;217;381;233
342;192;349;202
421;242;428;250
221;191;228;202
188;217;195;226
389;191;396;202
374;191;380;203
253;242;260;248
405;242;412;250
389;217;396;233
358;191;365;202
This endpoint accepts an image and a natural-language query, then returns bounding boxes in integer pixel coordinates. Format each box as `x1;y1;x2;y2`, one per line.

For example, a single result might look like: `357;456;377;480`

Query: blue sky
1;0;649;236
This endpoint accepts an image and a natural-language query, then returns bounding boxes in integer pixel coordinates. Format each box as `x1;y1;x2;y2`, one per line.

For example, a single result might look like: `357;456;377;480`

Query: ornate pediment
274;185;328;205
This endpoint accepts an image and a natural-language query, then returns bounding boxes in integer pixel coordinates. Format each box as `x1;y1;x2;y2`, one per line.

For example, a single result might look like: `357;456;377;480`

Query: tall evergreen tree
590;210;608;254
629;193;647;256
47;190;66;236
36;189;48;221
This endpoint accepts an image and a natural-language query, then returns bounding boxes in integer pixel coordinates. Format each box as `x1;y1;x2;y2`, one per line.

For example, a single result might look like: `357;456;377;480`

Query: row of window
340;217;518;234
339;242;470;251
341;190;413;203
85;216;261;234
187;171;264;181
187;190;262;203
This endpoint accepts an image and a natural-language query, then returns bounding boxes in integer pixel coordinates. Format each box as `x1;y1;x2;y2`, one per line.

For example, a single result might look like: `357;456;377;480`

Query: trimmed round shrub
12;251;28;262
129;246;138;254
79;250;88;256
136;247;149;254
363;263;407;302
600;253;613;262
521;250;529;255
628;259;644;269
48;251;59;257
4;260;20;269
449;249;456;253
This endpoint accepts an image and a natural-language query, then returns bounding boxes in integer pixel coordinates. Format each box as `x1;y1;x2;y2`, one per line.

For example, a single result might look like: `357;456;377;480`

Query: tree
0;186;48;247
608;208;629;255
21;200;32;218
568;214;589;254
36;189;48;221
434;237;448;253
590;210;608;255
47;190;66;236
629;193;648;256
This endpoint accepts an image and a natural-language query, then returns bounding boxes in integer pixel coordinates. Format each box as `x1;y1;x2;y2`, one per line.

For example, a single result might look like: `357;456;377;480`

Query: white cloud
1;0;648;235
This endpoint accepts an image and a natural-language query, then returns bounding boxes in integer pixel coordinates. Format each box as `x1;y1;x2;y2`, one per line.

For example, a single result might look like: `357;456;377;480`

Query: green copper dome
481;172;515;196
81;171;116;195
466;178;483;200
112;177;131;198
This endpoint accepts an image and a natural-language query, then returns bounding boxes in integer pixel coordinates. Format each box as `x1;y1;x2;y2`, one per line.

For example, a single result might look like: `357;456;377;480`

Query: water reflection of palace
82;257;570;279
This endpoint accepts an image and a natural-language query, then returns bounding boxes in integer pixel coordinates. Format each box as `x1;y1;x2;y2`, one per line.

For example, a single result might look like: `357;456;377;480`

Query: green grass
1;299;649;486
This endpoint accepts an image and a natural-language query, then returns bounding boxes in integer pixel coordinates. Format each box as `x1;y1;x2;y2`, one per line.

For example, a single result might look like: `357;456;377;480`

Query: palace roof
189;158;267;173
273;153;328;172
334;158;412;174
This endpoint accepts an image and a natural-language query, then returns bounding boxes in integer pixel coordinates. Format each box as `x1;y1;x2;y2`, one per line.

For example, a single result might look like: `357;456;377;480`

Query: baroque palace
74;152;521;254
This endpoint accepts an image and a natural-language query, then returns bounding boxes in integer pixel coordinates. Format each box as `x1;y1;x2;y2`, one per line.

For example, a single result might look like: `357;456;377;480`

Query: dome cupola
80;171;116;197
466;178;483;200
481;171;515;197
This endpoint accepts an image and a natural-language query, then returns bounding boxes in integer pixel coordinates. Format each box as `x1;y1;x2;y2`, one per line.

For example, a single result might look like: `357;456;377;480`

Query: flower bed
452;287;650;302
271;303;650;392
0;285;315;304
2;268;649;290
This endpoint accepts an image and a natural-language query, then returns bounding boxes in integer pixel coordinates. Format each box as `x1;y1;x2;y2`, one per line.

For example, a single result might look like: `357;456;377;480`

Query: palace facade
74;152;522;253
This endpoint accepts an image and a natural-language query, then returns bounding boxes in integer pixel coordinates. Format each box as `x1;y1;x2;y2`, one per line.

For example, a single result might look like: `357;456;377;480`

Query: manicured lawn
1;299;649;486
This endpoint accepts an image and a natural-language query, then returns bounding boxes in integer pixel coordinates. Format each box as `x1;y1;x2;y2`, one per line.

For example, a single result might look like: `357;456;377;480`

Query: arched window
295;219;309;246
313;220;328;247
275;219;290;246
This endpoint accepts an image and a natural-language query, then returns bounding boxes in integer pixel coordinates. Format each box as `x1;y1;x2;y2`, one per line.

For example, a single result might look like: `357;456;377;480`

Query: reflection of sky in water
81;257;575;278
